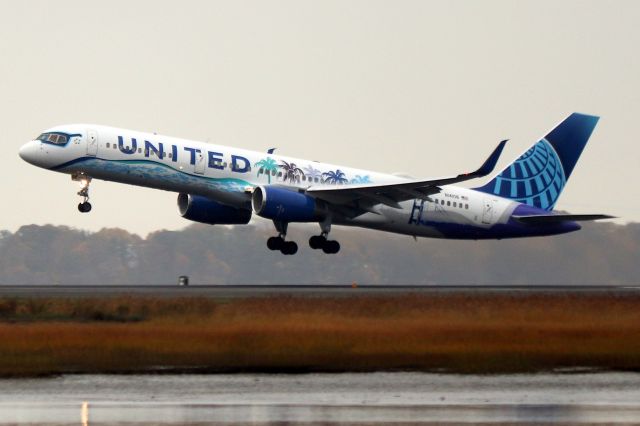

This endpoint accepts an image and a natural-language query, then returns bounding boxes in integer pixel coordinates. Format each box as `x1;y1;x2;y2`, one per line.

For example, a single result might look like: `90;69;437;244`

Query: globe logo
491;139;566;210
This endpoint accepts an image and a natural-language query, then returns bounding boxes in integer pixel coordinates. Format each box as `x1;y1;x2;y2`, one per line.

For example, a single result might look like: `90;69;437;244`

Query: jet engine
251;186;328;222
177;193;251;225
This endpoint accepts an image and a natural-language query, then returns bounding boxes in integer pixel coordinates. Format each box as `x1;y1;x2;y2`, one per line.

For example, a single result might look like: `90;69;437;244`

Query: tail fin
474;113;599;210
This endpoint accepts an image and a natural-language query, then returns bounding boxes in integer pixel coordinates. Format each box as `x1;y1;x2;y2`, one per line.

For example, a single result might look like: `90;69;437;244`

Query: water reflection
8;402;640;425
81;401;88;426
0;372;639;425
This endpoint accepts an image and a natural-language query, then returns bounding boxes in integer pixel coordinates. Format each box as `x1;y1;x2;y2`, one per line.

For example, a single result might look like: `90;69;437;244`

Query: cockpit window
37;133;68;145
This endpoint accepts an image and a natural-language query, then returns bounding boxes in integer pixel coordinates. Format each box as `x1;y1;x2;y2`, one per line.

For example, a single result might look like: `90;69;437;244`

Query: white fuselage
20;124;519;239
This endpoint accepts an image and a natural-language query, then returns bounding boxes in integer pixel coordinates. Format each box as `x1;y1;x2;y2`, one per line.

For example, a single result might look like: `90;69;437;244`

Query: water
1;372;640;424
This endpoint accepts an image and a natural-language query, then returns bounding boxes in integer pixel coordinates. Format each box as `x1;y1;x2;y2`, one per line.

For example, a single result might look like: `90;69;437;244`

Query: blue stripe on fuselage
412;203;580;240
51;156;251;193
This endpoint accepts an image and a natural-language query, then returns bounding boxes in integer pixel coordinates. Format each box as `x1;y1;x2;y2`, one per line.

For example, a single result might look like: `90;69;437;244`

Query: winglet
267;148;277;154
464;139;508;178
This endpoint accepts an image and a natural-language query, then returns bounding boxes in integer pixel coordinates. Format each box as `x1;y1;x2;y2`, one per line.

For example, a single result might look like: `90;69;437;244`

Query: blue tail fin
474;113;599;210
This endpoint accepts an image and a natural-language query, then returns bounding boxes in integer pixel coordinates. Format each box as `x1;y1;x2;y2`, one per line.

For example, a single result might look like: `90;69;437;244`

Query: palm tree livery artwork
322;169;349;184
254;157;278;183
255;159;362;186
303;165;323;183
279;161;305;183
350;175;371;184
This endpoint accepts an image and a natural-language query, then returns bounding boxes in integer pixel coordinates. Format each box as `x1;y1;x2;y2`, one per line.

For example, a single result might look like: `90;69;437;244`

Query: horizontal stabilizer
513;214;615;225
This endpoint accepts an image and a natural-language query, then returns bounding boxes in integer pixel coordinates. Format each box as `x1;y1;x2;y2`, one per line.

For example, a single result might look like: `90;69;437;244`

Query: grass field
0;293;639;376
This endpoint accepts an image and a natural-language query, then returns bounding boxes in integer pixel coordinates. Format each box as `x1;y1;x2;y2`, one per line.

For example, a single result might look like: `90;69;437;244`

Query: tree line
0;221;637;285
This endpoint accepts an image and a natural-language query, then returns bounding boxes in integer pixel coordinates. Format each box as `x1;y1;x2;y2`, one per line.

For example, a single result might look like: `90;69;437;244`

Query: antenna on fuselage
267;148;277;154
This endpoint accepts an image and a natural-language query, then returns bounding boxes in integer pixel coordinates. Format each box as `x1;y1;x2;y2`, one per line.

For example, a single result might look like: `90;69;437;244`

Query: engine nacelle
252;186;327;222
178;193;251;225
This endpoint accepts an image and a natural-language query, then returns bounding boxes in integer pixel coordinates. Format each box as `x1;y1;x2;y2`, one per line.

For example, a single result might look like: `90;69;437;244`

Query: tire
78;202;91;213
267;236;283;250
322;240;340;254
309;235;325;249
281;241;298;255
288;241;298;255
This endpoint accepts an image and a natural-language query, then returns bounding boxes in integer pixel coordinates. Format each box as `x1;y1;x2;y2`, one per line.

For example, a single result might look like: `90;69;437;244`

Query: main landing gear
309;234;340;254
72;173;92;213
267;236;298;255
309;219;340;254
267;221;298;255
267;220;341;255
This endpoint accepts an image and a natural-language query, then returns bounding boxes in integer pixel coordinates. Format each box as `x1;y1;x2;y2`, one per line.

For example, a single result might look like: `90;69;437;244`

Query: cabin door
194;150;206;174
482;198;497;224
86;129;98;156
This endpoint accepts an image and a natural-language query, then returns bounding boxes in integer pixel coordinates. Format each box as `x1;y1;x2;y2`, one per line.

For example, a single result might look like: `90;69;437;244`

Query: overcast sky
1;0;638;235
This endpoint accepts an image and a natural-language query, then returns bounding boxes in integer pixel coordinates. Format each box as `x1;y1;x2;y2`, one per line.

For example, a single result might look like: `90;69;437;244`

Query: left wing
306;140;507;209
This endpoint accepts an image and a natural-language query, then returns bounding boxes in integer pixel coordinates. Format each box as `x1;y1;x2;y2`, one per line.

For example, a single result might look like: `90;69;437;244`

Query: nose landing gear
72;173;92;213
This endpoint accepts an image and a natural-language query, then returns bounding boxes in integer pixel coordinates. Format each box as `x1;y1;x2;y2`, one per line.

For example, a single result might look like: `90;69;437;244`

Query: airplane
19;113;613;255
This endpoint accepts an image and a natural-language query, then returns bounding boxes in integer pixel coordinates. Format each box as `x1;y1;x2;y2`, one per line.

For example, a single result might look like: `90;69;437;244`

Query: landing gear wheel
309;235;326;249
267;221;298;255
281;241;298;255
322;240;340;254
73;173;93;213
267;236;284;251
78;202;92;213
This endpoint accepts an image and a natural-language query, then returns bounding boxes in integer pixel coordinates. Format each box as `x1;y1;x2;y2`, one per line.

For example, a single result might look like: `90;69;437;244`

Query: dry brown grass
0;293;639;376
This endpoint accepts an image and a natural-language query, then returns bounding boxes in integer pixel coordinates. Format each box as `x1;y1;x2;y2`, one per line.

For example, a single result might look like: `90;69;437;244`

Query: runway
0;284;638;298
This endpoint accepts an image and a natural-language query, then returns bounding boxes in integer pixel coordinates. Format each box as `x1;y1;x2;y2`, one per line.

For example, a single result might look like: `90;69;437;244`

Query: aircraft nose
19;141;40;164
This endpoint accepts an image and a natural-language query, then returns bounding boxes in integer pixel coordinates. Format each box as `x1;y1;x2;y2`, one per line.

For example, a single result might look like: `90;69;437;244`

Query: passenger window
106;143;110;148
138;148;142;154
465;204;469;209
441;200;444;205
278;172;282;177
113;144;117;149
272;170;276;176
447;201;451;206
169;153;173;159
315;178;319;183
453;202;457;208
302;176;306;181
